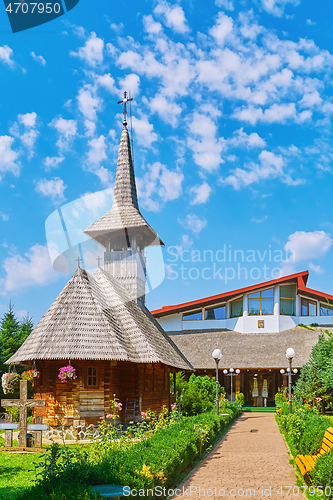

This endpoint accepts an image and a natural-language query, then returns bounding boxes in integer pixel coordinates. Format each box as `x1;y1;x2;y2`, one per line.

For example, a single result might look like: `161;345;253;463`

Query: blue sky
0;0;333;324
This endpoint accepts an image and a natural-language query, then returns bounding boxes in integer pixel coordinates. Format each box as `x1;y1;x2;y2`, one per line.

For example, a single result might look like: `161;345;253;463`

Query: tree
0;303;33;368
295;330;333;411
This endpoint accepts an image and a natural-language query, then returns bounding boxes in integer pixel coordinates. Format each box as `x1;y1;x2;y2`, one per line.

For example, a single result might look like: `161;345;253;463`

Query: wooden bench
295;426;333;476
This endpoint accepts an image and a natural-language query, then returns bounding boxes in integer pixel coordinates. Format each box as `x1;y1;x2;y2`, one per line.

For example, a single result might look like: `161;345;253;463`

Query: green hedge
2;404;241;500
276;405;333;495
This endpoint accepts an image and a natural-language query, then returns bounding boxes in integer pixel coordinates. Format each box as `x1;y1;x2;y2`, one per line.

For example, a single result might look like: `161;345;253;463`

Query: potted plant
1;372;21;394
58;365;77;383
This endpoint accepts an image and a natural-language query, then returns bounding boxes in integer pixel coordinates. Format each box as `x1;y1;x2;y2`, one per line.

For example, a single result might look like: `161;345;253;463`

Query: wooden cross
76;256;82;268
97;256;102;268
1;380;45;448
117;91;133;123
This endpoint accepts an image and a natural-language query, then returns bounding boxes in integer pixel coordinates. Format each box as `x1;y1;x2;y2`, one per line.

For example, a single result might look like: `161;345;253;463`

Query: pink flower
99;416;103;419
141;412;147;417
88;424;94;428
106;414;114;418
129;421;134;424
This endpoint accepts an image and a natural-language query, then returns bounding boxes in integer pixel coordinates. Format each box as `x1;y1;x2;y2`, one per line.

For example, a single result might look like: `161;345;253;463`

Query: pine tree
0;303;33;364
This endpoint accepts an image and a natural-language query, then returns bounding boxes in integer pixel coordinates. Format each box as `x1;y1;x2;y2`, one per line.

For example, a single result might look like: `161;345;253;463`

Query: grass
0;451;43;497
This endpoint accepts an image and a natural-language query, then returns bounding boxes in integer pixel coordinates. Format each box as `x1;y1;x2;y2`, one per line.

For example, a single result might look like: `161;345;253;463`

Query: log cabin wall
33;360;172;426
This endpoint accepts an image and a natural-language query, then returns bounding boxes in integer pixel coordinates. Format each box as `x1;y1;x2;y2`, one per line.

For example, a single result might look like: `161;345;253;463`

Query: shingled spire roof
6;267;192;370
84;123;164;248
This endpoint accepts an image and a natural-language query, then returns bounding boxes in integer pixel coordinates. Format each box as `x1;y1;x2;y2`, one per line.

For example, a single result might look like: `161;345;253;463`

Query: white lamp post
286;347;295;414
223;368;240;402
212;349;222;415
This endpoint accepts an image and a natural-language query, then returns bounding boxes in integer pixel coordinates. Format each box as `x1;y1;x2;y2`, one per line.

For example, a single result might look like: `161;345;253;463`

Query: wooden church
6;96;192;426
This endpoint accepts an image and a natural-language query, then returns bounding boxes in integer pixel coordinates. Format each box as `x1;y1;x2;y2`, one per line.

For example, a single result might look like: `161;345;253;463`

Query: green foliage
236;392;244;406
2;406;242;500
177;373;224;416
294;331;333;409
310;450;333;498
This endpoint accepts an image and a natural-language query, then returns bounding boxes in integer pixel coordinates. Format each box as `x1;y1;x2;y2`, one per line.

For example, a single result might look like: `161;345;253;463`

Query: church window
230;299;243;318
320;303;333;316
182;310;202;321
280;285;296;316
87;367;97;386
301;298;317;316
248;288;274;316
205;304;226;320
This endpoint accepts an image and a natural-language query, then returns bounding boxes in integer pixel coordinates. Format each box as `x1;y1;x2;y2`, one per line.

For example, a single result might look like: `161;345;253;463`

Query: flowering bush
58;365;77;383
1;372;20;394
21;369;39;382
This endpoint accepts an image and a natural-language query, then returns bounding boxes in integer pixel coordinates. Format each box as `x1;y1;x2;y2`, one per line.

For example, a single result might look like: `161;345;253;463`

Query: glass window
205;304;226;320
88;367;97;386
280;285;296;316
230;299;243;318
301;298;317;316
320;303;333;316
248;288;274;316
182;310;202;321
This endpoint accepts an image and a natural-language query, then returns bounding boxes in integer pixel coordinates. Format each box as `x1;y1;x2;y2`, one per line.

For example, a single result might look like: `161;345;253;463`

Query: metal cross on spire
117;91;133;125
96;256;102;268
76;256;82;268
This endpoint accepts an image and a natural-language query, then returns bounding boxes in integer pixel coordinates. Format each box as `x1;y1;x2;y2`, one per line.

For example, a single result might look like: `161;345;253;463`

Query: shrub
310;449;333;498
236;393;244;406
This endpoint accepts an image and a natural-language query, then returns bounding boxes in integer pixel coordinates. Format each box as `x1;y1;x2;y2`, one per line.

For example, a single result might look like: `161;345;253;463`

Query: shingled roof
84;124;163;248
167;327;331;370
6;267;192;370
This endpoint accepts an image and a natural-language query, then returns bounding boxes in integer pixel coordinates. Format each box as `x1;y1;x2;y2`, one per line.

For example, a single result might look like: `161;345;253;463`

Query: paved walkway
175;414;298;500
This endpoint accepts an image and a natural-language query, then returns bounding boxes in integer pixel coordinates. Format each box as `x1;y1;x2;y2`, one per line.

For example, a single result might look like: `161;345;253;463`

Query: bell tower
84;93;163;305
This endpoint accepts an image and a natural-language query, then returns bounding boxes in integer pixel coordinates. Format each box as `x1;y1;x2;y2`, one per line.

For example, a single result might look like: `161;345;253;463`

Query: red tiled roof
152;270;333;318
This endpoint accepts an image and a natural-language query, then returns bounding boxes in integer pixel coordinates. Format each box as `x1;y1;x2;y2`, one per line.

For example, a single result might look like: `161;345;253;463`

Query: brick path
174;413;298;500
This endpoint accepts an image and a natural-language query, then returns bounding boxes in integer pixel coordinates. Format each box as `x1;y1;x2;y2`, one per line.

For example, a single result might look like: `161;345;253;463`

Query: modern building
152;271;333;406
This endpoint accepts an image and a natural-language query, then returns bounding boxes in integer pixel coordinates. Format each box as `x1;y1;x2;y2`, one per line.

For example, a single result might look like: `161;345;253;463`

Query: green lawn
0;451;43;497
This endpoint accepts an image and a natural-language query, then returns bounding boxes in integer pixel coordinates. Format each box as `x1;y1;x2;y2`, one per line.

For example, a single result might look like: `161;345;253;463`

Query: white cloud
154;1;190;34
119;74;140;97
84;120;96;137
86;135;107;167
30;51;46;66
35;178;67;203
0;45;14;66
159;166;184;201
222;150;304;189
143;15;163;34
77;85;101;121
132;115;158;148
0;212;9;221
50;117;77;150
147;94;182;127
179;214;207;234
18;112;37;128
10;112;39;159
306;19;316;26
70;32;104;66
280;230;332;275
260;0;300;17
209;12;233;46
0;136;20;179
215;0;234;10
43;155;65;170
187;112;224;172
1;244;60;292
95;73;117;94
190;182;212;205
228;128;266;148
234;103;297;125
308;262;323;274
136;162;184;210
110;22;124;33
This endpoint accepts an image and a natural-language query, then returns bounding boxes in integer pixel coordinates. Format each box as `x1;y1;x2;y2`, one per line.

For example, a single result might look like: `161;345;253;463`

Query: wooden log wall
33;359;173;426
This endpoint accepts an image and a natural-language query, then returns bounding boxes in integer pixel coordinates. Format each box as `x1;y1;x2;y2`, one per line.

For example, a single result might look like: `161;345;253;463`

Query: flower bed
8;403;242;500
